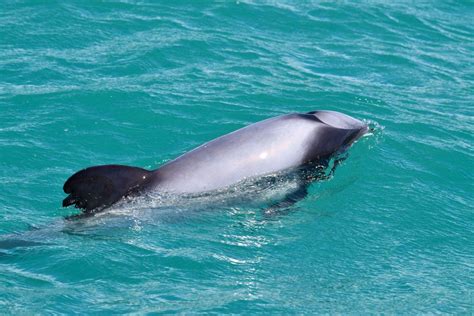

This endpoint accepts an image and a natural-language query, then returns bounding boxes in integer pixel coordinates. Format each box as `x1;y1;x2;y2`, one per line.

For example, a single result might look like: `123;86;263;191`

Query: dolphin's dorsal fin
63;165;151;214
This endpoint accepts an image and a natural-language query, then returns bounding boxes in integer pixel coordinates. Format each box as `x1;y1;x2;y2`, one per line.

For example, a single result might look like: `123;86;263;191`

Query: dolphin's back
153;114;323;193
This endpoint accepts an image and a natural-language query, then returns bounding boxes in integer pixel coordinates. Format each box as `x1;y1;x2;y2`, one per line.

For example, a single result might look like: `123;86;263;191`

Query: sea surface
0;1;473;314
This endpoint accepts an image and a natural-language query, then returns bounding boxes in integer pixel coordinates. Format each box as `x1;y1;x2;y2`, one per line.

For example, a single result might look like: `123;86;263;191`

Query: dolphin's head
313;110;368;144
304;110;368;158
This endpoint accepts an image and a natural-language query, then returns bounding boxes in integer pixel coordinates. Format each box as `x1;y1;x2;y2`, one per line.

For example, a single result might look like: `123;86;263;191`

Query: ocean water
1;1;473;313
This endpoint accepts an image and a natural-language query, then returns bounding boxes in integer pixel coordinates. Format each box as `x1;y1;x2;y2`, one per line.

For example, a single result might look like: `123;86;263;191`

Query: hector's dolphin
62;110;368;215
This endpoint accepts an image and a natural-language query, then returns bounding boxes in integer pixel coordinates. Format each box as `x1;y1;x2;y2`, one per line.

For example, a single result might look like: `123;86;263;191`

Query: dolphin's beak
348;121;369;145
342;117;368;147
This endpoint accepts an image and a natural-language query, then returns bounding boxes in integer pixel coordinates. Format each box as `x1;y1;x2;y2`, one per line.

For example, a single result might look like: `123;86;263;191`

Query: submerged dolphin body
62;110;368;215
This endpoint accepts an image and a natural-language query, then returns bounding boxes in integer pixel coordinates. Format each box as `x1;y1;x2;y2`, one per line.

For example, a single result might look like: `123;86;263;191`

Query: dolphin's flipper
317;153;348;181
63;165;151;215
263;184;309;217
262;153;349;217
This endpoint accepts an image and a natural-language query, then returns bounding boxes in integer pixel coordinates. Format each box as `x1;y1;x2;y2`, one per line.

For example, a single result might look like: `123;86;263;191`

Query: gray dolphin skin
63;110;368;214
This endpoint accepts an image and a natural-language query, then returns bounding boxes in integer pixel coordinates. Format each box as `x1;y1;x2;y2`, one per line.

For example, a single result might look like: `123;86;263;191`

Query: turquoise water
1;1;473;313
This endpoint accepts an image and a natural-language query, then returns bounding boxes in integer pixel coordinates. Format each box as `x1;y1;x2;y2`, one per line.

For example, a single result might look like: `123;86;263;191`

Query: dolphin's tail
62;165;151;214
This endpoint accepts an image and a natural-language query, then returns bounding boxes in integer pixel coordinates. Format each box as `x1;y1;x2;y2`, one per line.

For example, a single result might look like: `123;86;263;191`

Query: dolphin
62;110;368;215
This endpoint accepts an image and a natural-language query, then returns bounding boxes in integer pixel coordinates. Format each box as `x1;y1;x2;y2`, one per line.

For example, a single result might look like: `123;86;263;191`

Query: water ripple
0;1;473;314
